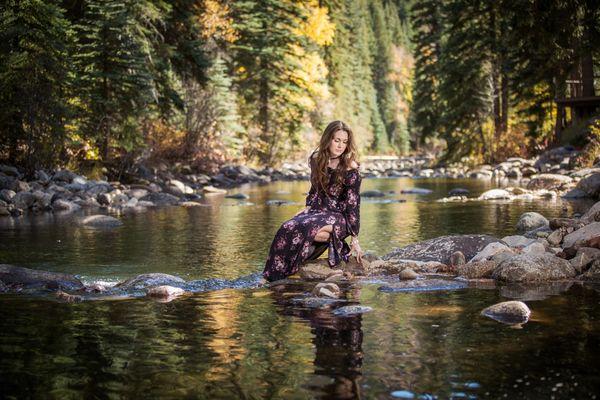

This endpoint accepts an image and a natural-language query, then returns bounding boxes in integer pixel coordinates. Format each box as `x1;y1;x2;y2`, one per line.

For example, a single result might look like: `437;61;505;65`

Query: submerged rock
312;282;341;298
500;281;574;301
492;253;576;282
383;234;502;265
55;290;84;303
378;278;468;292
481;301;531;324
332;305;373;316
0;264;85;291
116;273;185;290
361;190;385;198
80;214;123;228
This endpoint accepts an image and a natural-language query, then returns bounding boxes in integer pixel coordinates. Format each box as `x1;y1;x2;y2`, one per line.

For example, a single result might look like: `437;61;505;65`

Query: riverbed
1;177;599;399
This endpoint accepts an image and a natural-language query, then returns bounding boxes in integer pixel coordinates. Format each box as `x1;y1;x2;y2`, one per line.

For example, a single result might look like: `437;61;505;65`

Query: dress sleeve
305;155;318;207
344;169;361;236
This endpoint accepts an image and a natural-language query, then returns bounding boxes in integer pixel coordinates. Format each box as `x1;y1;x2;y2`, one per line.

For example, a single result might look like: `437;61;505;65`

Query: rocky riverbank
1;146;599;218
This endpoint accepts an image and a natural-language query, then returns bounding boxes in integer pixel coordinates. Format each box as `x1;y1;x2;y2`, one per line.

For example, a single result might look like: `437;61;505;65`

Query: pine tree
73;0;158;160
0;0;72;169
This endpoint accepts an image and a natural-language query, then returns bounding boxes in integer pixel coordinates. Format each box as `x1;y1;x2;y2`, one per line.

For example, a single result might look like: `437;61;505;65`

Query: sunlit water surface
1;178;599;399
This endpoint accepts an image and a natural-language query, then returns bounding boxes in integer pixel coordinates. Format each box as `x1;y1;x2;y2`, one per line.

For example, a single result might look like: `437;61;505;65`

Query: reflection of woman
262;121;363;282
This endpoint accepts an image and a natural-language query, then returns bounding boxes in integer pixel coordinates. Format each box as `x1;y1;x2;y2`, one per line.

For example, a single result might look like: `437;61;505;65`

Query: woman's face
328;130;348;158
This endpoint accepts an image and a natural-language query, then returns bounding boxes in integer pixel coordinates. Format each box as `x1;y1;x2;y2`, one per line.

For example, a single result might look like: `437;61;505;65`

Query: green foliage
0;0;72;169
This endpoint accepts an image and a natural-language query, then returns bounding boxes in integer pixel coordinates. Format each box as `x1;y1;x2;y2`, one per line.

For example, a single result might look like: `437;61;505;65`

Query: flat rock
383;234;502;265
80;215;123;228
492;253;576;282
0;264;85;291
481;301;531;324
361;190;385;198
116;273;185;290
399;268;418;280
562;222;600;248
147;285;186;300
501;235;536;248
378;279;468;292
139;192;180;206
581;201;600;224
299;261;342;280
401;188;432;195
312;282;341;298
527;173;572;190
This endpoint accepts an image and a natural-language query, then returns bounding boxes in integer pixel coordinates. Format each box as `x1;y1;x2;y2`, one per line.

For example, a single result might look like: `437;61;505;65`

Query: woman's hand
350;237;363;265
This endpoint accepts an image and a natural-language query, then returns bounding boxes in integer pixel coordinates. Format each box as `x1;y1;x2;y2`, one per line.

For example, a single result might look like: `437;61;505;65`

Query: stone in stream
562;222;600;248
146;285;186;301
581;201;600;224
400;188;432;195
470;242;513;263
450;251;466;267
457;260;498;279
139;192;180;206
55;290;84;303
0;264;85;291
116;273;185;290
576;172;600;199
581;259;600;280
52;199;81;212
383;234;502;265
448;188;470;196
80;214;123;228
312;282;341;298
478;189;512;200
378;279;468;292
526;173;573;190
332;305;373;316
491;253;576;282
360;190;385;198
569;247;600;273
225;193;249;199
481;301;531;324
516;212;549;233
501;235;536;248
299;260;343;280
399;268;418;280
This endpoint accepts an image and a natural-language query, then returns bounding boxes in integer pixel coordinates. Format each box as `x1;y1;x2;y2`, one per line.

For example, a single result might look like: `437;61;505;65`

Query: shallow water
1;178;599;399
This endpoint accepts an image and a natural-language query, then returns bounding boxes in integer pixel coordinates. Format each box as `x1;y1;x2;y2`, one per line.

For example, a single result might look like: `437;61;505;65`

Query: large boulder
516;212;549;233
581;201;600;224
0;264;85;291
491;253;576;282
383;234;503;265
457;260;497;279
299;260;343;280
581;259;600;280
576;172;600;199
116;273;185;290
562;222;600;248
526;174;572;190
481;301;531;324
470;242;513;263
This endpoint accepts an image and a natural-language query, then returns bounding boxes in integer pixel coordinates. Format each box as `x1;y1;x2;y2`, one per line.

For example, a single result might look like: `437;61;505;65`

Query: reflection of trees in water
271;285;364;400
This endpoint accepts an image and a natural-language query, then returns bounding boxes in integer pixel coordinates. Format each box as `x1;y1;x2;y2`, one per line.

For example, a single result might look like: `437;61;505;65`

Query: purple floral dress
263;157;362;282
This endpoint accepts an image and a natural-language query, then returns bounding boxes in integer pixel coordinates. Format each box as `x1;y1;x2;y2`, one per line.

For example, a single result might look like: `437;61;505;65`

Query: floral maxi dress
262;159;362;282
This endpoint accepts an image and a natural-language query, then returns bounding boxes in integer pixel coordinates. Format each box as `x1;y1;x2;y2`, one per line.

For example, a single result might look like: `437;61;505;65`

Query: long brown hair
310;120;359;194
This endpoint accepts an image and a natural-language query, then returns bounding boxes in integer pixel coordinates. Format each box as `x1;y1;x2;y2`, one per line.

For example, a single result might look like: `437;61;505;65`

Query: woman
262;120;363;282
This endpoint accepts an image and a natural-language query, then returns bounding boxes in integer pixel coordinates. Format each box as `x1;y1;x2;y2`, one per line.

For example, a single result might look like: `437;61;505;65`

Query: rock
225;193;249;199
570;247;600;273
312;282;341;298
547;229;565;246
481;301;531;324
581;259;600;280
399;268;418;280
576;172;600;199
562;222;600;248
0;164;19;177
0;189;15;203
332;305;373;316
478;189;512;200
147;285;186;300
516;212;549;233
492;253;576;282
581;201;600;224
52;170;78;183
450;251;466;267
203;185;227;194
470;242;513;263
52;199;81;212
527;173;572;190
14;180;30;192
139;192;179;206
363;259;405;276
97;193;112;206
0;264;85;291
501;235;536;248
361;190;385;198
384;235;502;265
299;261;342;280
80;215;123;228
12;191;35;209
116;273;185;290
448;188;470;196
522;242;546;255
0;280;8;292
457;260;497;279
35;170;50;182
401;188;432;195
180;201;205;207
379;279;468;292
265;199;293;206
55;290;84;303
